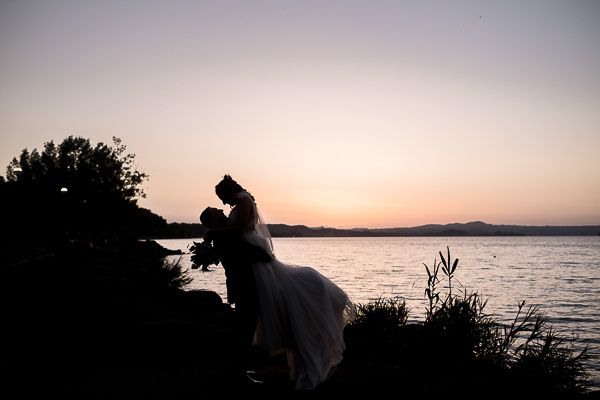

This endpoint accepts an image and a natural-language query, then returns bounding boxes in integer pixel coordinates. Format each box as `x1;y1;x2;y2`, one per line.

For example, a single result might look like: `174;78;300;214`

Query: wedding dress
229;191;355;390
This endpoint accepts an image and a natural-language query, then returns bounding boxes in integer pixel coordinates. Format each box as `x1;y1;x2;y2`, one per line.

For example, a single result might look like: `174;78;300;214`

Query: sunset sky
1;1;599;228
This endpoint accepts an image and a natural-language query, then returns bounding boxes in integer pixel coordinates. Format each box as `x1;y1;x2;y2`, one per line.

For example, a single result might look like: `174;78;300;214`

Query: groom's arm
208;231;271;263
207;233;271;263
206;227;244;242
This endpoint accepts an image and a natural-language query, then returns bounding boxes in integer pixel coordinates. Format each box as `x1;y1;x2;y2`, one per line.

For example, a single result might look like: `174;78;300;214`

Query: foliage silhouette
342;247;591;396
0;136;165;257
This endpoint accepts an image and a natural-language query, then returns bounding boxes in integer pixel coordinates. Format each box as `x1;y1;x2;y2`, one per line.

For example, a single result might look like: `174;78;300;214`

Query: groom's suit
208;229;272;370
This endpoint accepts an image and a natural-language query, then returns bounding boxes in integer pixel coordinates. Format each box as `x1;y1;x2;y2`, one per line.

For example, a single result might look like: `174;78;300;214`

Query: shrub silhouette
343;247;591;396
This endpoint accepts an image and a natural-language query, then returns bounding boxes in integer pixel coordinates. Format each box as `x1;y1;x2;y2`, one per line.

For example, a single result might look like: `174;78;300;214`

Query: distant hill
268;221;600;237
154;221;600;238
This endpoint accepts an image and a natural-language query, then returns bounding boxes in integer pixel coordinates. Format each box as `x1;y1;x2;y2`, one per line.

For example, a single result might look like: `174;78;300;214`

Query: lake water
157;236;600;388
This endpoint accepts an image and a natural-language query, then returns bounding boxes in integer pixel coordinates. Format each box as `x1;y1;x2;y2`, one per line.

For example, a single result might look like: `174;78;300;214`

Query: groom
199;207;271;380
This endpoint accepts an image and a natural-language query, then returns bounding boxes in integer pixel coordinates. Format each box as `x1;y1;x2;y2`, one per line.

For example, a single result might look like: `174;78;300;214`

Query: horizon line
164;219;600;230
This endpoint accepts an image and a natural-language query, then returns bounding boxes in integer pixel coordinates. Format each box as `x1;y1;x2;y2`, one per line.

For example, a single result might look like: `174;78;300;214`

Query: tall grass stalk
341;248;592;395
422;248;591;394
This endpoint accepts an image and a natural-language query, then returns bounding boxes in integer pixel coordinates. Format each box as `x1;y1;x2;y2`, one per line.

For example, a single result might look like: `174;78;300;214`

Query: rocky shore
1;240;598;398
0;240;293;397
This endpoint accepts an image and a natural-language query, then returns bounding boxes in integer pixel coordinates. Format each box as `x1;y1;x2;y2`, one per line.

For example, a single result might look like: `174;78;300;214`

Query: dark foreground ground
1;241;598;398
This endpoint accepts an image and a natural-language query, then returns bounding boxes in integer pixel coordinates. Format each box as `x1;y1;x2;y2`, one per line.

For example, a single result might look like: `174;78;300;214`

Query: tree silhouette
4;136;147;201
0;136;163;248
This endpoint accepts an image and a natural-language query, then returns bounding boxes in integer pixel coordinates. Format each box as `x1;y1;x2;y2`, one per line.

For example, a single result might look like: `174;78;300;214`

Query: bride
213;175;355;390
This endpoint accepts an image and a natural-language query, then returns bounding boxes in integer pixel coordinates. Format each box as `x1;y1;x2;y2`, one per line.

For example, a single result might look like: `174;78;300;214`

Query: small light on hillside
60;187;68;192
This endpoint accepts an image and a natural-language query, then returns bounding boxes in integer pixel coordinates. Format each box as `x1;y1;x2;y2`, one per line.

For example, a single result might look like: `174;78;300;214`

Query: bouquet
189;240;220;271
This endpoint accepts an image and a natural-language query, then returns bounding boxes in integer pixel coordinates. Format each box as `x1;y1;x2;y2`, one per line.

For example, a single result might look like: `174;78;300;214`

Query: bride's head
215;174;254;206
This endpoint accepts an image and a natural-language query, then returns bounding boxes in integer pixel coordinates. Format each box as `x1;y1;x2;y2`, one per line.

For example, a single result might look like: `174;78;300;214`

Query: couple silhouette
199;175;355;391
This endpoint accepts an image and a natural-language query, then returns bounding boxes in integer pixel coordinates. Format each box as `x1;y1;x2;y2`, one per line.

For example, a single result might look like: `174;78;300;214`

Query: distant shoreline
150;221;600;239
